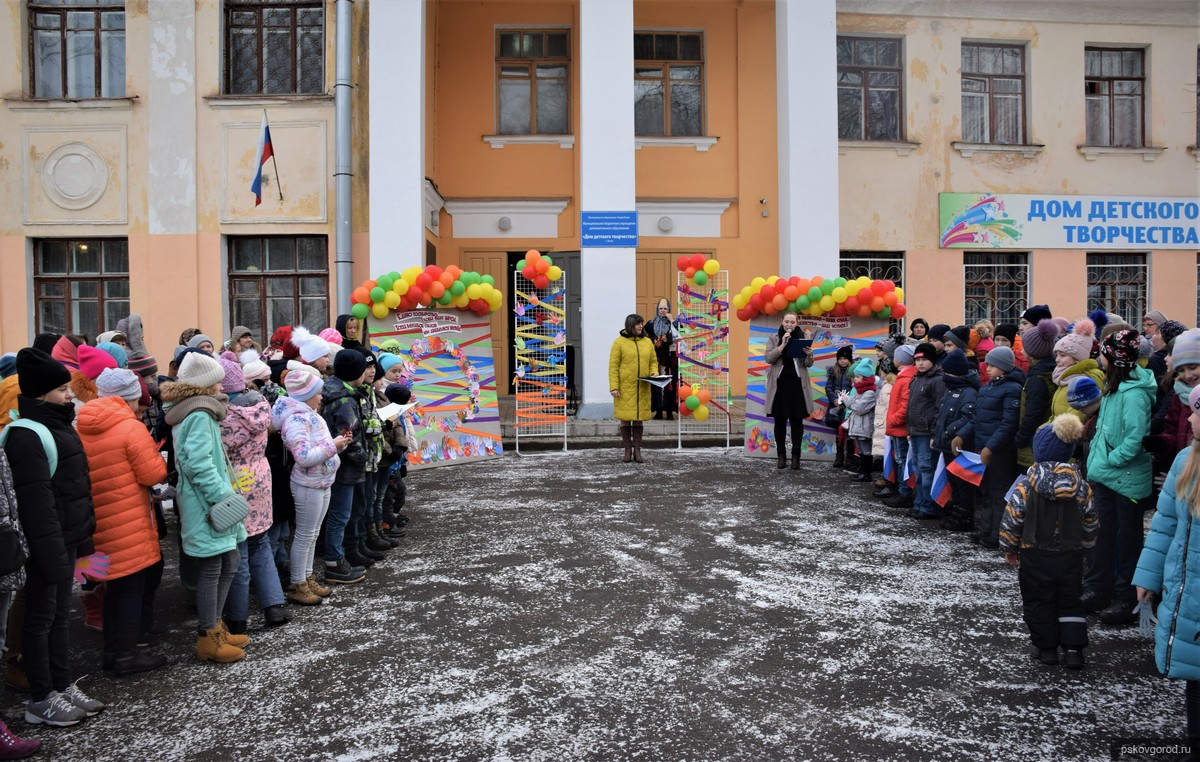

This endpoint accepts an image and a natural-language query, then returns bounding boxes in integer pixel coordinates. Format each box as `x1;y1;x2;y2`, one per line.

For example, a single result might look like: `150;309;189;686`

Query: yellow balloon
371;302;390;319
831;286;847;304
383;291;401;308
844;281;860;297
857;275;871;287
547;265;563;280
479;283;494;299
453;294;470;308
894;286;904;301
466;284;482;300
393;279;409;296
732;294;746;309
488;292;503;308
767;275;780;286
809;304;823;317
693;404;710;422
751;277;766;290
819;295;835;312
703;259;720;275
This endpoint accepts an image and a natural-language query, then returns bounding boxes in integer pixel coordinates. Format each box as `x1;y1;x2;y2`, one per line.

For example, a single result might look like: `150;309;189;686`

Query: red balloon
418;291;433;307
788;276;801;286
845;296;860;312
522;264;536;280
891;303;907;318
761;285;776;301
677;255;691;272
749;294;764;310
871;296;885;312
469;298;486;312
883;280;895;291
415;273;433;290
534;274;550;289
736;307;751;321
685;266;697;279
832;304;847;317
679;401;692;416
690;253;706;270
407;285;424;302
425;265;443;281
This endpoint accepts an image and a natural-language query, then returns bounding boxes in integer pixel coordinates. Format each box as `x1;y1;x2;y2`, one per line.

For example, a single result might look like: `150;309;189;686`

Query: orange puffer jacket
77;396;167;580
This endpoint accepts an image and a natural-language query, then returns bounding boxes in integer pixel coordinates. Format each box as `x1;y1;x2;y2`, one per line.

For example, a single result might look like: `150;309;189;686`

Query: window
225;1;324;95
34;239;129;339
496;29;569;135
837;36;902;141
963;253;1029;326
1084;47;1145;147
961;43;1025;145
839;250;904;286
229;236;329;340
29;1;125;99
634;31;704;136
1086;253;1147;320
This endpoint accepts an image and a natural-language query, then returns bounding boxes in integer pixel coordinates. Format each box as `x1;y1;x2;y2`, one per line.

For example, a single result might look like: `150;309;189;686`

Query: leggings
773;416;804;452
195;549;240;633
290;482;332;585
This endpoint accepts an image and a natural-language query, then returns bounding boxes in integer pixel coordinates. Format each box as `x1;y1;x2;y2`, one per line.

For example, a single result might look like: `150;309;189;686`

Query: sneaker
0;718;40;758
306;575;333;598
1063;648;1086;669
60;681;105;717
324;557;366;585
24;691;86;727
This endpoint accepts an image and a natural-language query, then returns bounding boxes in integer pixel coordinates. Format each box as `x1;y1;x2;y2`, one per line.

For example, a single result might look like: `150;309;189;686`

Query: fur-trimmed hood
161;381;228;426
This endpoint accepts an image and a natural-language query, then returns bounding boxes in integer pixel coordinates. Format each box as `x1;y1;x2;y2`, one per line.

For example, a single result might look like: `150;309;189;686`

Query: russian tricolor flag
250;110;274;207
903;443;916;488
882;437;896;482
930;453;952;507
946;450;987;486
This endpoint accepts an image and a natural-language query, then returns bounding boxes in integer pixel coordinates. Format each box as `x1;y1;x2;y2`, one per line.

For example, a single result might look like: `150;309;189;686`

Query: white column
147;0;196;235
368;0;425;276
776;0;839;275
578;0;637;419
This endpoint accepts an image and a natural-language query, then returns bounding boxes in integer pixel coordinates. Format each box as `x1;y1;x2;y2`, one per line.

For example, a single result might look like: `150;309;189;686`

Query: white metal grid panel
675;271;731;445
513;267;569;451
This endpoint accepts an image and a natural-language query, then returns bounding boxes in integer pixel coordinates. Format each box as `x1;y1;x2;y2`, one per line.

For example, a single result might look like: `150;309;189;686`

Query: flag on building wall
250;110;275;207
946;450;987;486
930;453;952;507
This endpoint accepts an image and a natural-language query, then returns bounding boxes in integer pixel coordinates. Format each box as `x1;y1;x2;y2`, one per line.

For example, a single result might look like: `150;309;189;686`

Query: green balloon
377;276;394;292
820;279;835;295
685;395;700;411
437;291;453;305
351;303;369;319
481;274;495;286
788;301;802;313
877;306;892;319
797;295;810;310
369;286;385;303
450;281;466;296
389;271;401;282
515;260;527;272
834;277;847;288
693;270;708;285
807;287;822;302
463;272;478;285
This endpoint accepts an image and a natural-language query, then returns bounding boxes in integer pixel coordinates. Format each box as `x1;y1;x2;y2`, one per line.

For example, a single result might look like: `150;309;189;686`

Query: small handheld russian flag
946;450;987;486
250;110;277;206
882;436;896;482
903;443;916;488
930;453;952;507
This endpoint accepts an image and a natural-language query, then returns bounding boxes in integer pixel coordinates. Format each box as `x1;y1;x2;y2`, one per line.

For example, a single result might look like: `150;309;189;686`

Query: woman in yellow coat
609;314;657;463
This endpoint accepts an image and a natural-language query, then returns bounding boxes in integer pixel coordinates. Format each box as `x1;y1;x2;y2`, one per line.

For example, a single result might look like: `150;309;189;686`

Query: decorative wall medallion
41;142;109;210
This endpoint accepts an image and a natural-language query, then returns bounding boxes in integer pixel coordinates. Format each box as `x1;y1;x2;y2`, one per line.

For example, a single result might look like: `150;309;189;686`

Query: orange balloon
811;276;824;286
428;282;446;298
439;272;455;288
535;259;550;274
444;265;462;279
526;250;542;263
678;384;693;400
782;285;799;301
870;297;885;312
883;292;898;307
857;304;873;318
364;279;377;291
772;294;788;310
352;287;370;304
697;388;712;405
685;266;697;279
795;278;811;293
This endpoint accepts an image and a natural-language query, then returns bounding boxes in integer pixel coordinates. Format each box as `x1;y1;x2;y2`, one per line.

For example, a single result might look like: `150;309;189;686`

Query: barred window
634;31;704;136
225;1;324;95
496;30;570;135
963;253;1029;326
1084;47;1145;148
35;239;129;340
29;1;125;99
961;42;1025;145
837;36;903;141
839;250;904;287
229;236;329;340
1086;253;1147;320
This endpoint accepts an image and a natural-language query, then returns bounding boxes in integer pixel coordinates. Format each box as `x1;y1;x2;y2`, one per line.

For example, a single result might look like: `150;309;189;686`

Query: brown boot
620;422;632;462
286;581;321;606
632;422;644;463
306;575;333;598
218;620;250;649
196;628;244;663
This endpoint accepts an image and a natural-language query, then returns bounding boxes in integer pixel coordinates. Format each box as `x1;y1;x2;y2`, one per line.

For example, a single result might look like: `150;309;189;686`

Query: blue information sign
581;211;639;248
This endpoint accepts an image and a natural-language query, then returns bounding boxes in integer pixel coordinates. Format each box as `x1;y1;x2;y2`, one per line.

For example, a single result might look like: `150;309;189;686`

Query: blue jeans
893;436;912;497
368;469;390;524
267;520;290;568
910;436;936;514
225;533;286;623
325;481;366;562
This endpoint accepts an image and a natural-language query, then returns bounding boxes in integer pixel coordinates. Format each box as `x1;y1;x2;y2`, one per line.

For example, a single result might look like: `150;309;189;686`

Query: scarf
853;376;877;394
650;314;674;341
1177;379;1195;406
163;392;229;427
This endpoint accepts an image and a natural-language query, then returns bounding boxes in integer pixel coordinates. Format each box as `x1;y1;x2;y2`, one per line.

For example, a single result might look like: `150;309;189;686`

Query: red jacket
77;396;167;580
886;365;917;436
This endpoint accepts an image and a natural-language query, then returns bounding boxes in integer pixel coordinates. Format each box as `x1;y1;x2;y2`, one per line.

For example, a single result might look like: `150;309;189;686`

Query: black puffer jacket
1014;356;1056;454
963;368;1025;453
906;366;946;437
321;377;366;485
932;373;979;453
4;396;96;581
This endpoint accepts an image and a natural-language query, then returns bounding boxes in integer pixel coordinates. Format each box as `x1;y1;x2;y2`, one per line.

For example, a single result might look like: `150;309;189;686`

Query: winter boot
82;585;104;633
358;542;386;562
345;546;376;568
791;450;801;470
286;582;321;606
219;620;251;649
306;575;333;598
620;422;632;463
0;718;40;758
375;522;400;548
653;410;663;420
632;423;645;464
777;445;787;469
366;526;393;552
196;627;244;664
832;438;845;468
5;658;28;693
111;649;167;677
852;454;873;482
665;410;674;421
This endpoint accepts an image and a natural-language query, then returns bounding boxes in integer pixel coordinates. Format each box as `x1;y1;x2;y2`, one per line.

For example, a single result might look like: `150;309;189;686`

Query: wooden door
636;251;675;323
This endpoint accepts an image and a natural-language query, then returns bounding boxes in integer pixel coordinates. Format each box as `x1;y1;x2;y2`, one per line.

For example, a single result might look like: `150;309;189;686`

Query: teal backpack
0;416;58;477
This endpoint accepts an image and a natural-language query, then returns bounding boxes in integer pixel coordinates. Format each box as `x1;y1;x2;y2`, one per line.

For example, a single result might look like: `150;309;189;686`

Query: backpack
0;417;58;477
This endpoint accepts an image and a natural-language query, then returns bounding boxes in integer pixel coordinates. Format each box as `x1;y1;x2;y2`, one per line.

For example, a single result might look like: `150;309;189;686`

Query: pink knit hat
217;351;245;394
1053;319;1096;363
284;367;323;402
319;328;344;346
77;344;118;380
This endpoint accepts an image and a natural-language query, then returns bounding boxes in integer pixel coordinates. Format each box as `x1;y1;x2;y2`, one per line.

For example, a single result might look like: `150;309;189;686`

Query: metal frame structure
512;269;569;454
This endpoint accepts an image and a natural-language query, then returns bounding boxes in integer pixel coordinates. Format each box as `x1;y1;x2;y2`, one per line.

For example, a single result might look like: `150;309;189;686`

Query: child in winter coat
826;345;856;468
1014;321;1061;469
382;383;418;535
905;343;946;520
273;367;348;605
871;370;893;491
845;359;878;483
1133;384;1200;752
1084;329;1158;626
1145;331;1200;501
1065;376;1102;478
1000;414;1098;668
1049;320;1104;419
963;345;1025;549
0;448;41;754
358;355;392;557
934;350;980;531
369;368;406;546
77;369;168;678
216;353;289;634
162;352;249;664
4;348;104;725
254;355;294;572
321;350;371;582
883;345;917;508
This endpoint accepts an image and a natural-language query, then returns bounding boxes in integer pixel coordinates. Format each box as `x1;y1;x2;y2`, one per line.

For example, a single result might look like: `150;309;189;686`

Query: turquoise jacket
163;383;247;559
1085;366;1156;500
1133;447;1200;681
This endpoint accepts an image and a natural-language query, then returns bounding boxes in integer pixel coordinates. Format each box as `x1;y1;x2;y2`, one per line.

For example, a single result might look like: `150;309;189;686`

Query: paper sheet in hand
376;402;417;421
638;375;674;388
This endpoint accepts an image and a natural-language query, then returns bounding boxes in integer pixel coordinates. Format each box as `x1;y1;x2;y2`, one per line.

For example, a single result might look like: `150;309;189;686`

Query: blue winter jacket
1132;447;1200;681
961;368;1025;453
931;374;979;454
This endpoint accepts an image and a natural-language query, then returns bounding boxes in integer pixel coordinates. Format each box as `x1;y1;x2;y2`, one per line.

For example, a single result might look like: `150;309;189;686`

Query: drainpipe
334;0;353;315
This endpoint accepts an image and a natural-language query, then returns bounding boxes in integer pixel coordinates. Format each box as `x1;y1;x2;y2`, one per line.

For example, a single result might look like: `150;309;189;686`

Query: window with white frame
29;0;125;99
496;29;569;135
837;36;903;142
1086;253;1147;320
961;42;1026;145
1084;47;1145;148
35;239;129;339
963;253;1029;326
634;31;704;136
